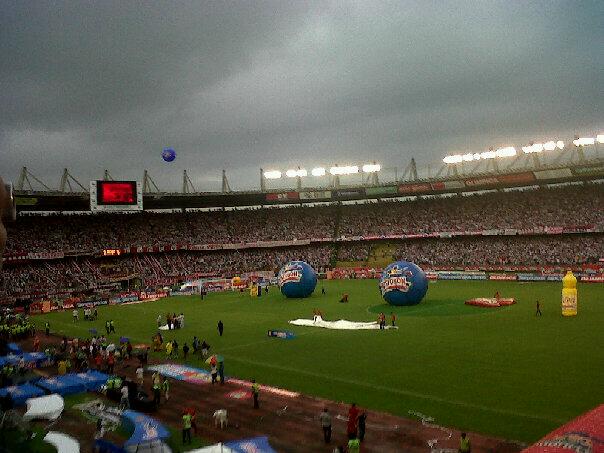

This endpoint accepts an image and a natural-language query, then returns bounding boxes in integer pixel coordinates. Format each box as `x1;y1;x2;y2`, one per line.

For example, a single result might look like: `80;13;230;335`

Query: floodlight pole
296;166;302;190
182;170;196;193
103;170;114;181
222;170;231;193
260;169;266;192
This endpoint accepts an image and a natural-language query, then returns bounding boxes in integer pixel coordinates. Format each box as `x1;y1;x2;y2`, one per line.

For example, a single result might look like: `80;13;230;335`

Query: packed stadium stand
1;183;603;301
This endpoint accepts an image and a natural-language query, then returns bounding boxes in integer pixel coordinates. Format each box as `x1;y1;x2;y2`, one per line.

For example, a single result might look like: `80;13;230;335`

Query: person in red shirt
33;336;40;352
347;403;360;439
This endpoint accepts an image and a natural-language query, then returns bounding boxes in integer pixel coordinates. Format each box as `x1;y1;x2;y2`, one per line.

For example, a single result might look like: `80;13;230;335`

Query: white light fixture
311;167;326;177
362;164;381;173
543;141;556;151
329;165;359;175
495;146;517;158
264;170;282;179
597;134;604;144
556;140;565;149
285;169;298;178
443;155;463;164
573;137;595;147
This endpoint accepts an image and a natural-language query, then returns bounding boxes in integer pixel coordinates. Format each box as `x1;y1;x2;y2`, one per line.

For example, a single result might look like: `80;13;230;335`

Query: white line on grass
227;356;566;425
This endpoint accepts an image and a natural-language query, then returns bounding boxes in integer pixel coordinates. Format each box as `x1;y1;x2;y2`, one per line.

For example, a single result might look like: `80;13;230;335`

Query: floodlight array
443;132;602;164
263;163;380;179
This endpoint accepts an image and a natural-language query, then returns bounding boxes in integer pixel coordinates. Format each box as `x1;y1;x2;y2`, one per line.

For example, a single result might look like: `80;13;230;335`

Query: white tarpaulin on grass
23;394;64;421
289;316;398;330
187;445;234;453
44;432;80;453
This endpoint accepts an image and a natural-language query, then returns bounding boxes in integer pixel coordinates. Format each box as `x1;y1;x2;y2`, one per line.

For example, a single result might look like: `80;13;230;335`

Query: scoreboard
90;181;143;212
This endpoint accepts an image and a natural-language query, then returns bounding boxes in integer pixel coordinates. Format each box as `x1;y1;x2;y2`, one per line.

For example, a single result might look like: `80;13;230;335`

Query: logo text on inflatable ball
381;265;414;295
279;264;304;286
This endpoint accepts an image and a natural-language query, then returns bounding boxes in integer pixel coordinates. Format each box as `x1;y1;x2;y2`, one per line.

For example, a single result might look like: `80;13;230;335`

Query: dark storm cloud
1;1;602;191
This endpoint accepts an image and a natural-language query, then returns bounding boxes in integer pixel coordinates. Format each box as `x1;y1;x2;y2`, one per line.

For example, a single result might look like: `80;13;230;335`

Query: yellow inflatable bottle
561;270;577;316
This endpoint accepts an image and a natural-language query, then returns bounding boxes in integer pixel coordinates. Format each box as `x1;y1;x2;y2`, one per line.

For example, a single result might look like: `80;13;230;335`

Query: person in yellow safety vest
162;378;170;401
182;412;192;444
166;341;172;358
348;437;360;452
459;432;471;453
251;379;260;409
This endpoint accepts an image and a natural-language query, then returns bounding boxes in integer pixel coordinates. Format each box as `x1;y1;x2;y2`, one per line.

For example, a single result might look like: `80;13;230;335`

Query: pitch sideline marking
227;356;566;425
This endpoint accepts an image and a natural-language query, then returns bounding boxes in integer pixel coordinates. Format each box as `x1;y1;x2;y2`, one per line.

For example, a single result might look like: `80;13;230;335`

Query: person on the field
358;413;367;441
33;336;40;352
152;372;161;406
162;377;170;401
218;359;225;384
339;293;349;303
217;320;224;336
109;320;115;333
165;341;173;358
192;336;199;354
348;437;361;452
157;314;162;327
93;308;98;319
119;384;129;409
73;309;79;322
494;291;501;300
321;287;326;295
136;366;144;387
172;340;179;357
459;432;471;453
105;320;110;334
201;340;210;358
45;321;50;336
347;403;359;439
252;379;260;409
182;411;193;444
536;300;542;316
319;407;332;443
210;362;218;384
182;342;190;361
390;312;396;327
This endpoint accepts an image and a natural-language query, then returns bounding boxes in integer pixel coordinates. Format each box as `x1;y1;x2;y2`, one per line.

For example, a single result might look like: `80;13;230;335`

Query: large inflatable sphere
379;261;428;306
278;261;317;298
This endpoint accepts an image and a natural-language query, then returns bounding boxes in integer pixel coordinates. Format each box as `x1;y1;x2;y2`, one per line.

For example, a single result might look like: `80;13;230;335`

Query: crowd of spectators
0;245;333;297
338;184;604;237
5;184;602;255
5;205;335;255
392;234;604;267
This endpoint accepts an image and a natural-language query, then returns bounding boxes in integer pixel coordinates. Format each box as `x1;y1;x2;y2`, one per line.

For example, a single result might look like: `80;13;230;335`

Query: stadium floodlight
311;167;326;177
597;134;604;144
264;170;282;179
573;137;595;147
481;150;497;159
556;140;565;149
329;165;359;175
285;169;307;178
543;141;556;151
495;146;517;158
522;143;544;154
362;163;381;173
443;155;463;164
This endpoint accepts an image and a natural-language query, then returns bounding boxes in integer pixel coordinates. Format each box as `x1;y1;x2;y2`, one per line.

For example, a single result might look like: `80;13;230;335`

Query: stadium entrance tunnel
367;299;515;317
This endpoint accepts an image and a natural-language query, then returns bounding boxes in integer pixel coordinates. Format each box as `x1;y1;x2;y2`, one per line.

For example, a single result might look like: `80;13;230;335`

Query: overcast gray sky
1;1;602;191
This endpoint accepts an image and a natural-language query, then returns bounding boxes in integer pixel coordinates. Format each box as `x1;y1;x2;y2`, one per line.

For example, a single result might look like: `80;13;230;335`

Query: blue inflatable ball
379;261;428;306
162;147;176;162
278;261;317;298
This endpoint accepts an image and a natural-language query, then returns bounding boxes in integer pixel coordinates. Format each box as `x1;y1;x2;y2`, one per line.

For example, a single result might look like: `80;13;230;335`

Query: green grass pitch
33;280;604;442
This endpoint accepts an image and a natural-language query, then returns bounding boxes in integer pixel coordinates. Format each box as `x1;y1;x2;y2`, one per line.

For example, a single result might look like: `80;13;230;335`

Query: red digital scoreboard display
96;181;138;205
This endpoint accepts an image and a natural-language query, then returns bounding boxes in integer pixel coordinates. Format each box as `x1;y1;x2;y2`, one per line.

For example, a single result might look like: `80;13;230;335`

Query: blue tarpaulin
7;343;22;355
37;374;86;396
224;436;277;453
0;383;45;406
0;352;51;368
37;370;109;395
122;410;170;446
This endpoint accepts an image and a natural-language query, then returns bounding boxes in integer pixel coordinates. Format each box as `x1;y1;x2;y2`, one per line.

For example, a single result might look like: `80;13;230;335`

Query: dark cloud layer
1;1;602;191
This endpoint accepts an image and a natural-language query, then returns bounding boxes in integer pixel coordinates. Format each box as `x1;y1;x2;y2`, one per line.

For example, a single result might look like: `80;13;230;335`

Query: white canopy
44;431;80;453
23;394;64;421
289;316;398;330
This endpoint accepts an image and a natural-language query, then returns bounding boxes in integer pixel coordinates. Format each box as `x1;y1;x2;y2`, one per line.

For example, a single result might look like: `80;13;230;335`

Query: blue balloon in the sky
162;148;176;162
